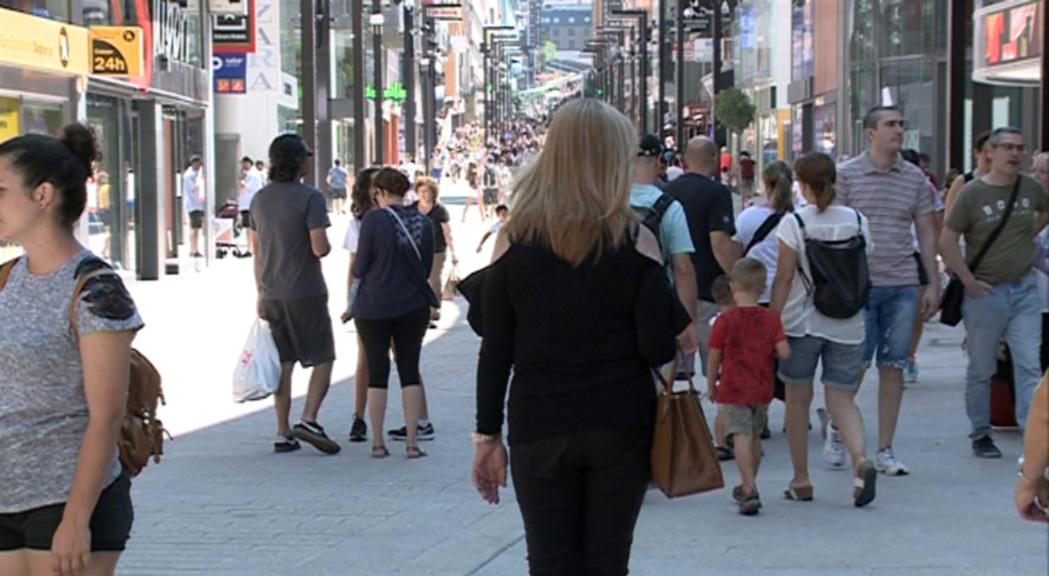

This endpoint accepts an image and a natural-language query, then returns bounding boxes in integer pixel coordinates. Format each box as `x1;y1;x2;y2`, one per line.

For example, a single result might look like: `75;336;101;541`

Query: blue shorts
778;335;864;391
862;286;919;371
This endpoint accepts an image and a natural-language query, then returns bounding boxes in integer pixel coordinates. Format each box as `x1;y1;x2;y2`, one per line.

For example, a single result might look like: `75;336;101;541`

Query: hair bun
60;123;99;174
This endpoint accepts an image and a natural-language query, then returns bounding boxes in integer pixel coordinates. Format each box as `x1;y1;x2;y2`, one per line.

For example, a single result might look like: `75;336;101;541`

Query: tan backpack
0;257;168;476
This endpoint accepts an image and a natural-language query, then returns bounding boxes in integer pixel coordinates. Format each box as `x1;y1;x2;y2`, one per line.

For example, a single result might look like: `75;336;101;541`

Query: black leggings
355;307;430;390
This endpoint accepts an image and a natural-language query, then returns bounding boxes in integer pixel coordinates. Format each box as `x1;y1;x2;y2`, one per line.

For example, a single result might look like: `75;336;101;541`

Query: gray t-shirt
250;181;331;300
0;251;143;513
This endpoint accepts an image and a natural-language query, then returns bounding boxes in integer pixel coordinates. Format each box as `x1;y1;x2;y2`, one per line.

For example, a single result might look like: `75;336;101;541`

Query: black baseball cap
638;134;662;158
269;133;313;166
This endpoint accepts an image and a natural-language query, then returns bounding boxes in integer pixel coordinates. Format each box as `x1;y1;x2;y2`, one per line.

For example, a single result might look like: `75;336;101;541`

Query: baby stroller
214;200;249;258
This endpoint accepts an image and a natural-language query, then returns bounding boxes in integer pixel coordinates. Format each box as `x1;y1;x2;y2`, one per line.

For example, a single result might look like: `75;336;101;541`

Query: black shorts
330;187;347;200
261;295;336;367
913;252;929;286
0;472;133;552
189;210;205;230
240;210;251;230
483;187;499;204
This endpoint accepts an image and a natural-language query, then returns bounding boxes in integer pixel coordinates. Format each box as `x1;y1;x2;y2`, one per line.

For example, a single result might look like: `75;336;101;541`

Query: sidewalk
116;205;1047;575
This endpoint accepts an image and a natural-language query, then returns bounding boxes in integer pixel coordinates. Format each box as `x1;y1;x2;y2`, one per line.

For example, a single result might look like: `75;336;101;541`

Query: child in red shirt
708;258;790;516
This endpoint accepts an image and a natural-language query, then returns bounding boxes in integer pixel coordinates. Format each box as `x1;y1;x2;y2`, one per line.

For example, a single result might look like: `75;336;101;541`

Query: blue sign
213;53;247;94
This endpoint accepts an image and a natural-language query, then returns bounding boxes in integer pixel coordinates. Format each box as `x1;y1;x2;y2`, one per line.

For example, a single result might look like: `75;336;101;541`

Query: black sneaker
972;435;1002;459
738;491;762;516
348;416;368;443
274;434;301;453
292;421;342;455
760;425;772;440
388;423;436;442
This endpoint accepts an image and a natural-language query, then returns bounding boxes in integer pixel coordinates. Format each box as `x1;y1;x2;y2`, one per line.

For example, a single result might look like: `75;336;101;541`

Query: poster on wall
213;53;247;93
212;0;256;53
973;0;1043;85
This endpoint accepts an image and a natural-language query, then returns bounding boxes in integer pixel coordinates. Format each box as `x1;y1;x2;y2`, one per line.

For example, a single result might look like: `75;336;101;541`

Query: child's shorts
719;404;769;438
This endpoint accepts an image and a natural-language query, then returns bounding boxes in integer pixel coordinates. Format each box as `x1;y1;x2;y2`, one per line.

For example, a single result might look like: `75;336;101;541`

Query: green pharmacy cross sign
366;82;408;103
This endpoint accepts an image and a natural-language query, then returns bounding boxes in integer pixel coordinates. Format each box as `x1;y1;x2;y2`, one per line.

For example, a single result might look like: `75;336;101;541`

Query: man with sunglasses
940;127;1049;459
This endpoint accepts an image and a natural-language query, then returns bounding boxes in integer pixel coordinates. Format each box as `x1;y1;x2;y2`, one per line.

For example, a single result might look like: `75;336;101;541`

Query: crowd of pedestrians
1;97;1047;576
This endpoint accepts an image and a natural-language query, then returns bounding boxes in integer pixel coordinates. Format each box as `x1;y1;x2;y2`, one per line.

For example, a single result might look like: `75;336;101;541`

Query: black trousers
510;428;651;576
354;307;429;389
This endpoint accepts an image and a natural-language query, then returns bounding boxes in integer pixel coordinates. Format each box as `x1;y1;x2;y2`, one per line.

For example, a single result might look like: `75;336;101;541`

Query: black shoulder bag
939;177;1021;326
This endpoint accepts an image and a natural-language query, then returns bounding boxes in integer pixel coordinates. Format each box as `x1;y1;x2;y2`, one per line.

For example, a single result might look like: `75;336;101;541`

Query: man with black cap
633;133;699;358
250;134;341;455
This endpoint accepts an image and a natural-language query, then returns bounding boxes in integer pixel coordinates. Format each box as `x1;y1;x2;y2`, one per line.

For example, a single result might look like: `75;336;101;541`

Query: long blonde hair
504;99;636;267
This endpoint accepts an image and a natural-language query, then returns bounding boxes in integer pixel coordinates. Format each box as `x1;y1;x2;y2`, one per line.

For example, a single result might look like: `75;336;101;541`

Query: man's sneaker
348;415;368;443
292;421;342;455
274;434;301;453
875;448;910;476
823;425;847;469
972;435;1003;459
388;422;436;442
904;360;919;384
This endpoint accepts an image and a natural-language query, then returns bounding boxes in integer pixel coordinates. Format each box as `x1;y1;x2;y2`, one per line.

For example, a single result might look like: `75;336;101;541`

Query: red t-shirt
708;306;786;405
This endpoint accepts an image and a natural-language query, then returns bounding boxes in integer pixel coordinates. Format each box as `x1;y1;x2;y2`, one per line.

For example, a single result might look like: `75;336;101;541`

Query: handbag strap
743;212;783;256
384;207;423;261
651;345;696;394
966;176;1022;273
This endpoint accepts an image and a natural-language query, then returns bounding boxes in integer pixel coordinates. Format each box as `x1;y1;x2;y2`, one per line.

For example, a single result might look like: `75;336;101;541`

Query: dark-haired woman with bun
770;151;876;508
0;125;143;576
351;167;437;459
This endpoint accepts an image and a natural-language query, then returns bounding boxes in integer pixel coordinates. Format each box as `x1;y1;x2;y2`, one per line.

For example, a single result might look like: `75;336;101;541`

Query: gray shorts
719;404;769;438
778;335;863;391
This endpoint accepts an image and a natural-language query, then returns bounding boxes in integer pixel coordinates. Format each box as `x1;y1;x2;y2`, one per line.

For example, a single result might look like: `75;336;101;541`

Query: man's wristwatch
471;432;501;444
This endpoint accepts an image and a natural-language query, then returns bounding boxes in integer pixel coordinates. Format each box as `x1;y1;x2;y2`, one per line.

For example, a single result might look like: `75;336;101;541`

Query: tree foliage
715;88;757;135
542;41;559;64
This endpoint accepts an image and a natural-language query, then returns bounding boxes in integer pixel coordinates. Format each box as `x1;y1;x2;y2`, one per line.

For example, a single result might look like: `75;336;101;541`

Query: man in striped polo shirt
836;106;941;477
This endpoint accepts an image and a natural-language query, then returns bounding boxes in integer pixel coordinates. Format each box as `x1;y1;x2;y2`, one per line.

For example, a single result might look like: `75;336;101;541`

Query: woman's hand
1015;476;1049;523
340;311;352;324
472;440;508;505
51;518;92;576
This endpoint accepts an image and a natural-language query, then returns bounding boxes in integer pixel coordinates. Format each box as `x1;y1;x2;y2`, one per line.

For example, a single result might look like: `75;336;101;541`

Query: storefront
83;0;210;279
0;7;89;258
969;0;1044;164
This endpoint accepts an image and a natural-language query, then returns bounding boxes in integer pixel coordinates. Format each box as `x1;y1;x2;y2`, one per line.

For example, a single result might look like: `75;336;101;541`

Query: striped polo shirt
837;151;935;287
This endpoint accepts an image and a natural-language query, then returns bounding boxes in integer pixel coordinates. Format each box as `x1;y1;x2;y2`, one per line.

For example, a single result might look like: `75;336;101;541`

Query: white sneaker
822;425;847;469
875;448;910;476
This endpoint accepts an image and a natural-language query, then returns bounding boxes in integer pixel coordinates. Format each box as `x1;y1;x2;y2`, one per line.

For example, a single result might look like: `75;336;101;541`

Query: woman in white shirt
733;161;794;303
341;167;380;443
770;152;877;508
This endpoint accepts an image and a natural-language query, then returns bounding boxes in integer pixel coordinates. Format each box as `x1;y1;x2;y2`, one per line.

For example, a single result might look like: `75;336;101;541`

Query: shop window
21;100;64;137
81;0;141;26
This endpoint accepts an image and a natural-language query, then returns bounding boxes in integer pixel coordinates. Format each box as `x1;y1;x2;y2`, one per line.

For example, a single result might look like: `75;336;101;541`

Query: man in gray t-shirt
249;134;341;455
836;106;941;477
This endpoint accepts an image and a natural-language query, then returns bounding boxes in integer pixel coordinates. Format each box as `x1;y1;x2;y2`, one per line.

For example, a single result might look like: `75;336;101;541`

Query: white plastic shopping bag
233;319;281;403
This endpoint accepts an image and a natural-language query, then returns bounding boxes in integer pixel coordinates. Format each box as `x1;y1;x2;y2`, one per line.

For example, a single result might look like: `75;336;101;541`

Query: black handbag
940;177;1021;326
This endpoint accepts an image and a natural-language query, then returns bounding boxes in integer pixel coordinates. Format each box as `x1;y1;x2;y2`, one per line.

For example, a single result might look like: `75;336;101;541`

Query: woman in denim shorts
770;152;878;508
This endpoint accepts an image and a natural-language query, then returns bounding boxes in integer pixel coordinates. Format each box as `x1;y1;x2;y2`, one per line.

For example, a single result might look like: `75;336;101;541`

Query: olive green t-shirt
946;174;1049;285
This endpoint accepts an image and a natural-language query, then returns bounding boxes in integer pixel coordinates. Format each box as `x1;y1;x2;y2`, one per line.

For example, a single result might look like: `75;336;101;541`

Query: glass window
0;0;69;22
791;0;814;82
81;0;141;26
21;100;64;136
880;59;935;153
814;103;836;158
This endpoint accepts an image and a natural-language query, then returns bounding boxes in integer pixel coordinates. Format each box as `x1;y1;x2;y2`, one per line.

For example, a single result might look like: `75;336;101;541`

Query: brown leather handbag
651;358;724;498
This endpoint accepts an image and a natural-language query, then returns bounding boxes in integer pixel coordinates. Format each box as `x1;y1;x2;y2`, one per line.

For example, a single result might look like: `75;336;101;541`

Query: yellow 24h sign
90;27;144;77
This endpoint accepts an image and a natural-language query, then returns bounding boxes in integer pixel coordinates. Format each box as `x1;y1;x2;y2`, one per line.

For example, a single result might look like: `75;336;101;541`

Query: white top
666;166;684;182
239;166;264;211
733;204;780;303
776;205;873;345
343;217;363;253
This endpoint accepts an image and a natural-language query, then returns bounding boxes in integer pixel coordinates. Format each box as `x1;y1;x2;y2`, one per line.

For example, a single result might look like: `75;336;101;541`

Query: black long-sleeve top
476;235;692;446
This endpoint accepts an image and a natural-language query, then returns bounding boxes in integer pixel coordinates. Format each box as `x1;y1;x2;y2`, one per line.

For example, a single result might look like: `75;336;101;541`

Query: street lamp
370;9;385;164
402;0;417;163
352;0;366;173
482;25;516;146
610;10;649;132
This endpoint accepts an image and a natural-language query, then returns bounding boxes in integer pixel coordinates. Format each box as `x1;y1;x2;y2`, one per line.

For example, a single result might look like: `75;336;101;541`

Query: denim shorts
862;286;919;370
778;335;864;391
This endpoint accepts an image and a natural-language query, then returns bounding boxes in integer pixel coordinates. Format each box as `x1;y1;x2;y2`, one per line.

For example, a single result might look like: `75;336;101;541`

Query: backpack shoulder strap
792;211;807;234
644;193;676;231
69;266;118;340
0;257;21;291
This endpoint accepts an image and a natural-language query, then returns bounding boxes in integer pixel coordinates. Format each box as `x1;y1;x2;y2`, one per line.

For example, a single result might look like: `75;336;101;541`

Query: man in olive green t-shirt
940;127;1049;460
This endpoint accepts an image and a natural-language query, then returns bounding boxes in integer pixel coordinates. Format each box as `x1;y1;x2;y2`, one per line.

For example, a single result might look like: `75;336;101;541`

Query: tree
715;88;756;138
542;41;559;64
